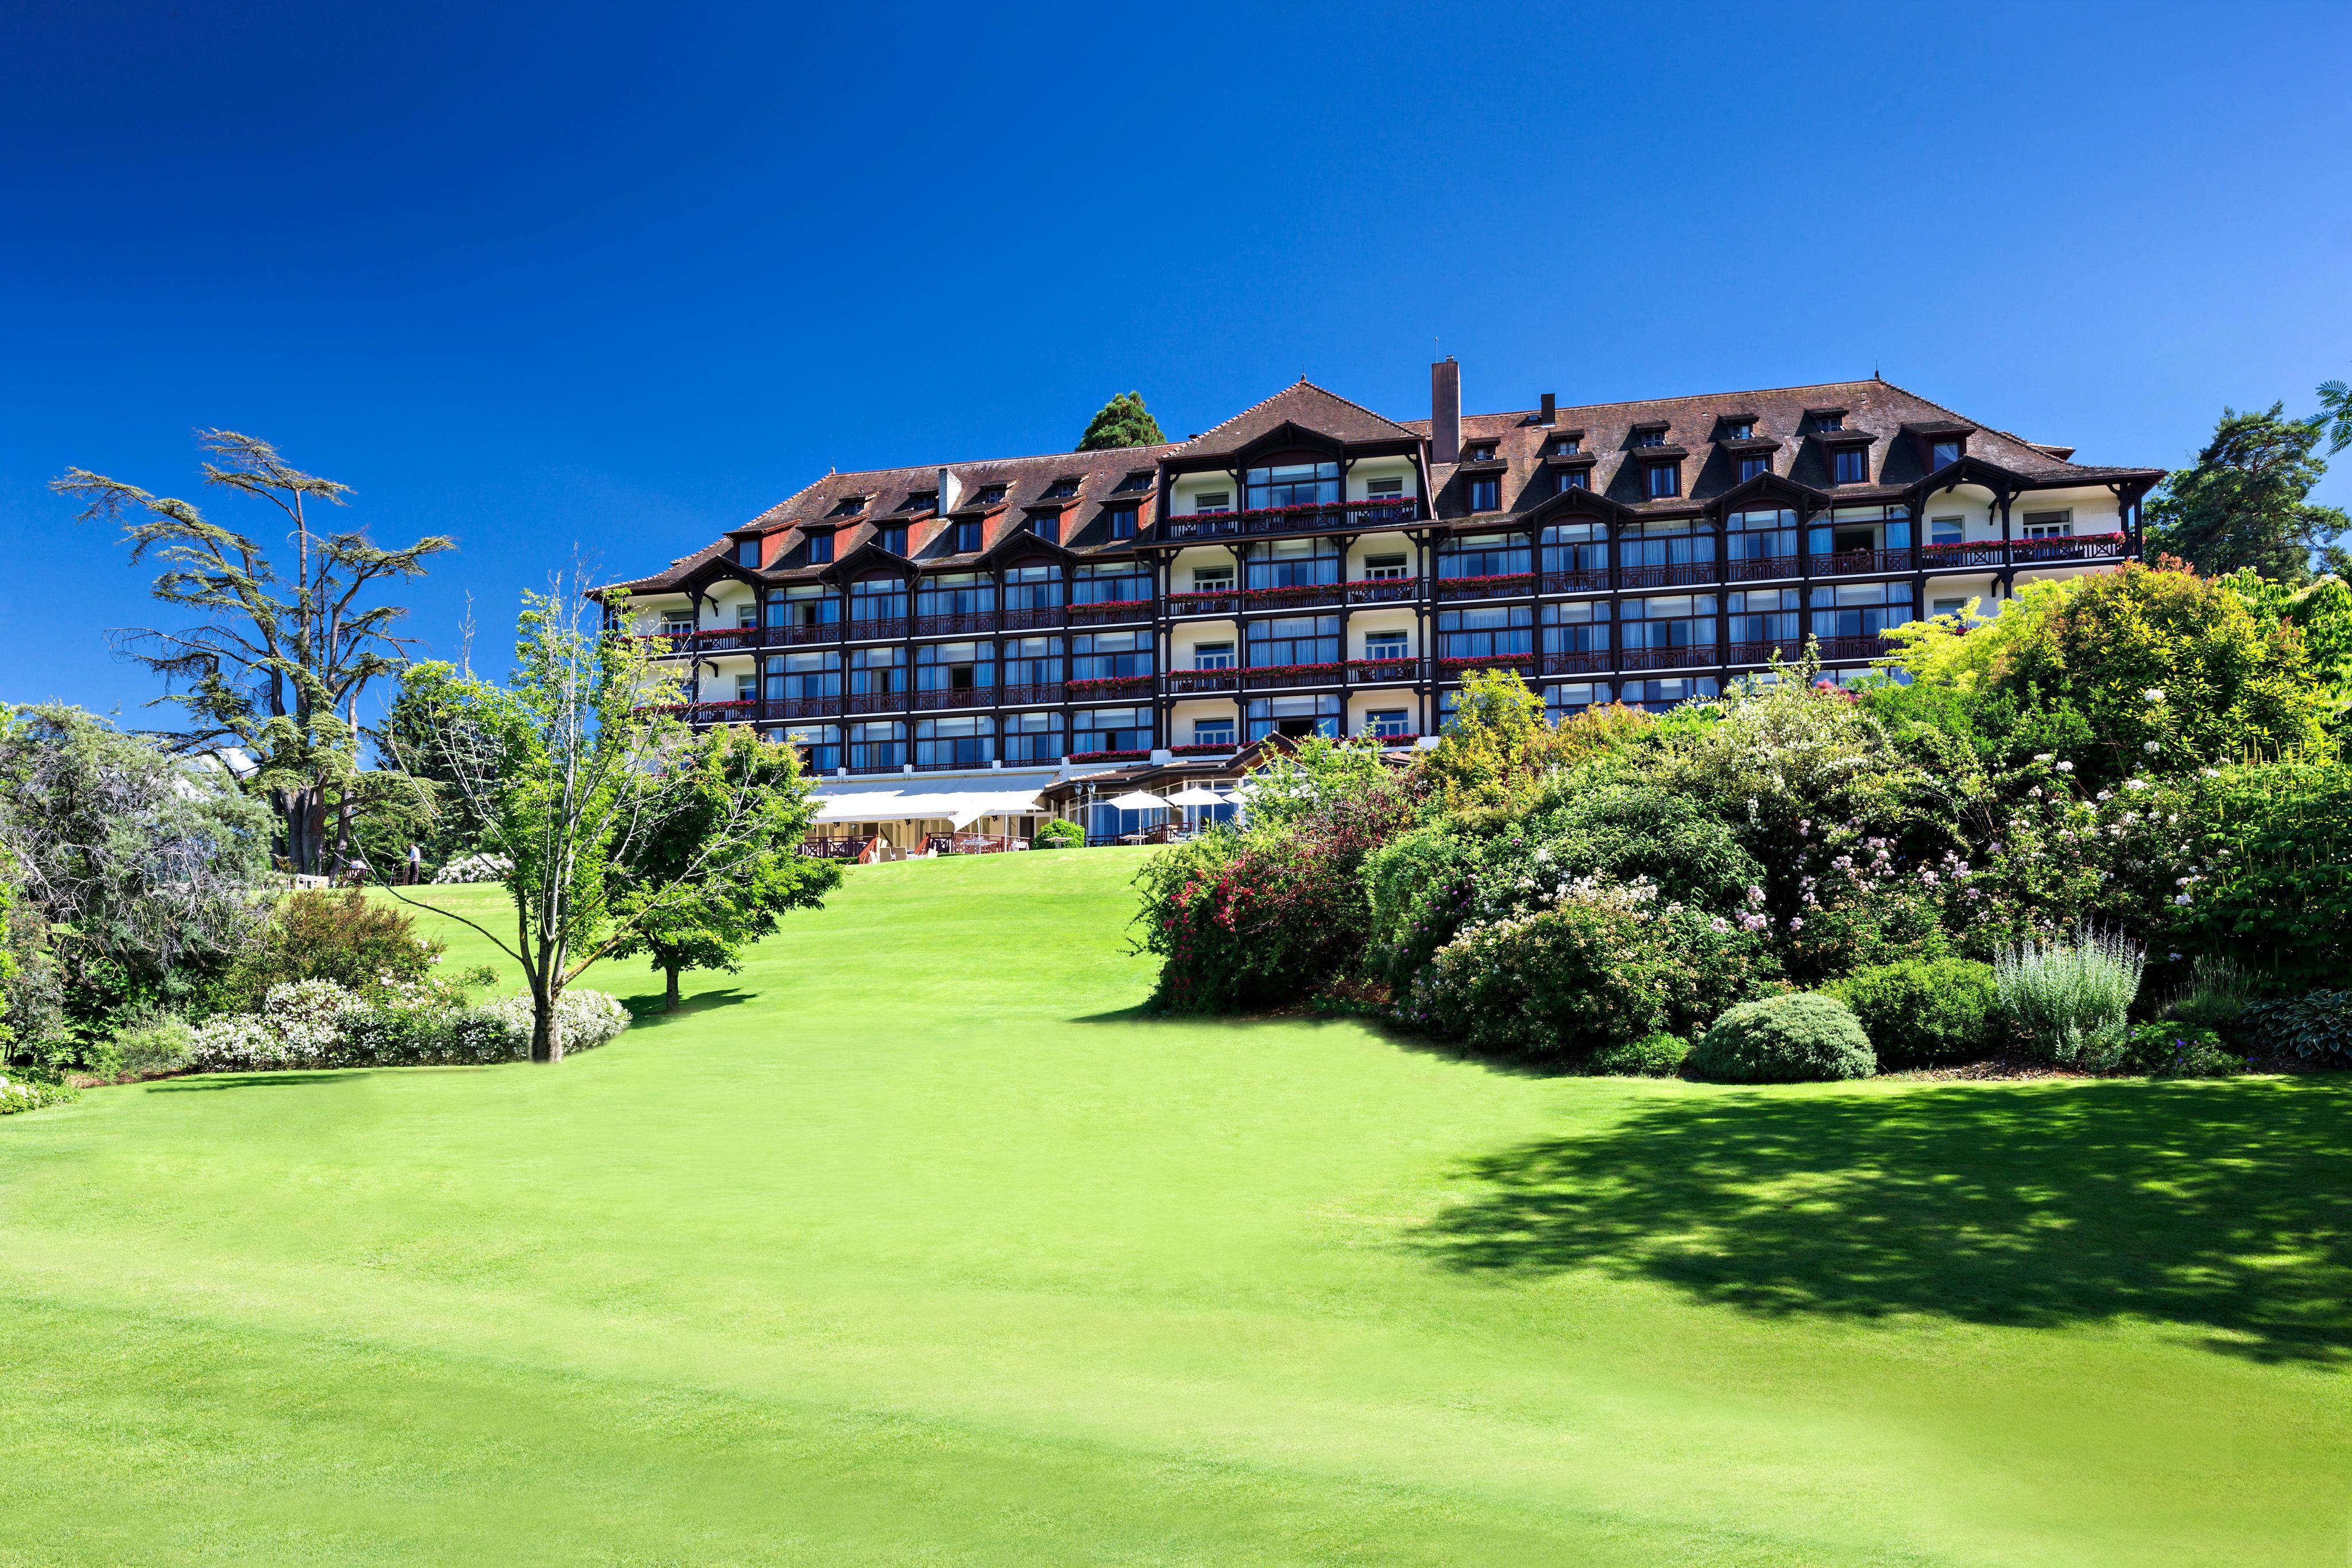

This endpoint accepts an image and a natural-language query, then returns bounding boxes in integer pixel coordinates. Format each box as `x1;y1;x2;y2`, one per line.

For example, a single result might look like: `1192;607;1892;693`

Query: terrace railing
1156;496;1422;544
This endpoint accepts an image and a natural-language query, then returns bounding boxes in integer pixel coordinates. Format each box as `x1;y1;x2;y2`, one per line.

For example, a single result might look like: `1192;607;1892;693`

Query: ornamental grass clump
1993;924;2144;1064
1687;993;1875;1083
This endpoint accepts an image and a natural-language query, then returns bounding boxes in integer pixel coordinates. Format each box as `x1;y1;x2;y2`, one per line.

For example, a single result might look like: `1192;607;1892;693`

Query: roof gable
1171;380;1420;460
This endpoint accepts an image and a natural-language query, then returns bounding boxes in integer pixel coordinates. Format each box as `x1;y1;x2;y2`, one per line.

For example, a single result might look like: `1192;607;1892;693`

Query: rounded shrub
1032;818;1086;849
1821;958;1997;1068
1586;1031;1689;1077
1689;993;1875;1083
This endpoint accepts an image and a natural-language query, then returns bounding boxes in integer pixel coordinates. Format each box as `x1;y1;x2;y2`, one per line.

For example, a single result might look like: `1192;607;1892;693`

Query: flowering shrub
1688;993;1875;1083
2097;1021;2245;1077
185;980;630;1071
0;1072;75;1114
434;853;514;884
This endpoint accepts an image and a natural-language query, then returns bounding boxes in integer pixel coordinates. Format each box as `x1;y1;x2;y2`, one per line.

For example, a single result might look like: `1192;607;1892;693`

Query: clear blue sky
5;0;2348;723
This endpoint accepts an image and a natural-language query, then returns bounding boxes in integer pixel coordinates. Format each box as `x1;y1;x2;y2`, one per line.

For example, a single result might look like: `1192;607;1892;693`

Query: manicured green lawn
2;850;2347;1565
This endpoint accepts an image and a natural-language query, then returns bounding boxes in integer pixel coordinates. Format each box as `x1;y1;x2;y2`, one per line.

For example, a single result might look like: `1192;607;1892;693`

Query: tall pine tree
1076;392;1166;451
2146;404;2349;583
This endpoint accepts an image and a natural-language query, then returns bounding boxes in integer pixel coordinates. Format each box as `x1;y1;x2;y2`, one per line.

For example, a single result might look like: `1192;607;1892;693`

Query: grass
1;850;2348;1565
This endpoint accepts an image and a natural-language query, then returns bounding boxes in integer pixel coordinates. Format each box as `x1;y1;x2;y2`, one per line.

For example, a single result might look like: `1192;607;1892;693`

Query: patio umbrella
1163;786;1230;806
1105;789;1170;812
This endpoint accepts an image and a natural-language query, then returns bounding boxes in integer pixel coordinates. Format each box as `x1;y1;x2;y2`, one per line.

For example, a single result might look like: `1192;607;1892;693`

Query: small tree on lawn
1076;392;1166;451
384;582;830;1060
52;431;453;876
608;725;840;1009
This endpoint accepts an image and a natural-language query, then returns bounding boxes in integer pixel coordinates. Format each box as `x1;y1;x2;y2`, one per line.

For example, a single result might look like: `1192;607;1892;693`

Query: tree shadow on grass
1415;1077;2352;1365
618;987;753;1029
148;1071;374;1091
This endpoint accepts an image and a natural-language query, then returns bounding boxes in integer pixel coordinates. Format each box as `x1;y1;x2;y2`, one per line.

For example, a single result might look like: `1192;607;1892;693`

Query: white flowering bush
181;979;630;1072
486;989;632;1055
0;1073;76;1115
1994;925;2145;1064
432;853;514;884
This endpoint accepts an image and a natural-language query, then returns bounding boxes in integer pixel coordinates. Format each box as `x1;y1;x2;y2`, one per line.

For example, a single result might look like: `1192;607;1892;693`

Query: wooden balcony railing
845;689;909;714
1813;548;1910;578
1243;663;1343;691
1067;599;1153;627
1347;657;1420;684
910;611;996;638
1541;650;1612;676
1618;645;1717;672
1158;497;1422;543
1243;583;1344;610
845;616;909;641
1434;572;1535;602
762;694;838;721
1165;591;1241;617
1727;641;1797;666
1618;561;1718;590
2007;532;2128;564
1813;634;1891;662
911;687;993;711
1000;605;1065;631
1437;653;1537;677
1541;568;1607;594
1920;541;2006;570
1727;555;1800;583
1165;669;1240;695
997;681;1065;706
1066;674;1155;698
775;621;841;645
1347;577;1421;605
694;626;765;654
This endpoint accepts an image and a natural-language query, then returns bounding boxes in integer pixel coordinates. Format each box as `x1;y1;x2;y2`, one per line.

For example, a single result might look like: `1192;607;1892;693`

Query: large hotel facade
603;365;2159;845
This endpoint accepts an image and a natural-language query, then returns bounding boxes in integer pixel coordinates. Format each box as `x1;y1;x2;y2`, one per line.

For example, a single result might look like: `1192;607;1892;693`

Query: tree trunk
664;962;681;1010
530;981;564;1063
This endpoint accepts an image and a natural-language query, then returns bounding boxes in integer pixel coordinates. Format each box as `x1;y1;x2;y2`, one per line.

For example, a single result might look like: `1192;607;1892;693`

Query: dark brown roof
1167;378;1420;460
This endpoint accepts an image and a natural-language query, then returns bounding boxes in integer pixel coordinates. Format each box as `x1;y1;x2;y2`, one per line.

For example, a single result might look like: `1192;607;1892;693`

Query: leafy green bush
1994;926;2144;1064
0;1071;75;1114
2098;1021;2246;1077
2241;990;2352;1067
1360;819;1486;986
1587;1031;1689;1077
221;890;445;1008
1517;783;1763;910
2163;955;2260;1035
1822;958;1997;1068
1031;818;1086;849
1688;993;1875;1083
112;1011;194;1077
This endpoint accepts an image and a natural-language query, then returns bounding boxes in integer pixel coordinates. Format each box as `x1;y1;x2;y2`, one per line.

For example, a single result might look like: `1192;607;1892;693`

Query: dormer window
1738;455;1770;483
951;520;982;552
1046;477;1081;500
878;524;909;555
1832;448;1868;485
734;538;762;568
828;496;866;517
1553;436;1581;456
1107;506;1139;541
1725;421;1754;440
1465;443;1499;462
1931;439;1963;469
1027;514;1058;544
973;484;1007;506
1645;462;1681;500
1815;413;1845;433
1634;427;1668;448
906;491;938;514
1113;471;1153;493
806;531;835;565
1467;475;1501;512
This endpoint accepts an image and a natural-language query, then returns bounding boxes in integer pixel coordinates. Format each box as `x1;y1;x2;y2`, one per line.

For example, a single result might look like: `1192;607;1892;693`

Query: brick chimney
1539;392;1557;427
1431;358;1460;464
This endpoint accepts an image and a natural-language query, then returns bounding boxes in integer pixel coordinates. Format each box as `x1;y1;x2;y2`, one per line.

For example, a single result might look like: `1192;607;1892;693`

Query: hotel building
600;365;2158;847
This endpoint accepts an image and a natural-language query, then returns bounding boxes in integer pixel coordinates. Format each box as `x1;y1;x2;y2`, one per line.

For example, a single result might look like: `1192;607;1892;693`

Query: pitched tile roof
1168;378;1420;459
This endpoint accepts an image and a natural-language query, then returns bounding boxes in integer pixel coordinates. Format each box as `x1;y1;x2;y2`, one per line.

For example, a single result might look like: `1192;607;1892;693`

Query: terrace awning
809;784;1048;830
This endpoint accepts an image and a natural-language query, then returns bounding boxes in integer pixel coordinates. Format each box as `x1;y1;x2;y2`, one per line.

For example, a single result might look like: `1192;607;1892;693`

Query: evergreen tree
2145;404;2349;584
1076;391;1166;451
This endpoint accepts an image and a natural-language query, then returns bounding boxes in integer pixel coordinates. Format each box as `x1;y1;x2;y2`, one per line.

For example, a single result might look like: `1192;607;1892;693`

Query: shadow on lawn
149;1071;372;1091
1417;1077;2352;1364
620;988;753;1028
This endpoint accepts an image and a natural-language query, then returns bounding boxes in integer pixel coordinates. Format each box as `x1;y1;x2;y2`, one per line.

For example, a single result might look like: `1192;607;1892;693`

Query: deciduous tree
1076;392;1165;451
2145;405;2349;583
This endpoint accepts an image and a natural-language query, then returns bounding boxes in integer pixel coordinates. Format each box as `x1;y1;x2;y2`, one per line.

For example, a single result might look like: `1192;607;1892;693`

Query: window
657;607;696;636
1189;564;1235;593
806;531;835;564
828;496;866;517
1194;491;1231;513
1553;436;1581;456
1808;580;1910;638
1932;597;1971;619
1542;521;1606;578
1738;455;1770;483
1192;641;1236;671
2021;509;2074;539
878;524;909;554
1026;514;1058;544
1544;682;1613;722
1832;448;1867;485
1363;629;1410;661
849;578;908;628
848;644;907;695
1002;564;1062;613
1244;460;1339;510
1105;506;1139;541
783;723;841;773
1437;603;1534;660
1558;469;1589;492
950;520;982;553
1634;428;1667;448
1814;412;1844;432
1621;594;1718;650
1619;676;1718;712
1724;421;1754;441
846;720;905;772
764;651;840;700
1245;692;1340;742
1247;614;1340;668
1001;636;1063;687
769;583;838;628
1931;439;1963;469
973;485;1006;505
1727;589;1800;652
1365;476;1404;499
1468;475;1502;512
1190;717;1236;748
916;641;995;693
1046;477;1080;500
1726;508;1797;568
1542;598;1610;655
1001;710;1063;764
1245;536;1341;590
1808;504;1911;557
1073;560;1151;604
735;538;761;568
906;491;938;514
1621;517;1714;572
1645;462;1680;499
1113;471;1153;493
915;715;994;769
917;572;994;618
1365;709;1412;739
1072;630;1151;680
1361;552;1410;581
1464;443;1498;462
1438;532;1529;579
1931;515;1964;547
1073;707;1151;754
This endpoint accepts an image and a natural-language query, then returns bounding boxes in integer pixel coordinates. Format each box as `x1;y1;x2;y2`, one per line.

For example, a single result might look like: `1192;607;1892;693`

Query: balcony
1347;656;1420;684
1169;742;1238;757
1165;669;1240;695
1158;495;1423;544
1541;650;1612;676
911;687;993;712
638;630;699;657
845;616;910;641
1437;653;1537;678
1619;645;1716;672
1000;605;1066;632
1066;673;1155;699
846;689;909;715
1243;662;1343;691
1434;572;1535;602
680;699;759;725
1727;555;1799;583
1066;598;1152;628
2009;532;2128;565
1727;641;1798;666
999;681;1066;706
1813;548;1910;578
1618;561;1717;590
911;611;997;638
694;625;766;655
761;694;838;721
1813;634;1891;663
1346;577;1420;606
1243;582;1344;611
1920;541;2005;571
1166;591;1241;617
846;760;906;776
1541;568;1607;594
